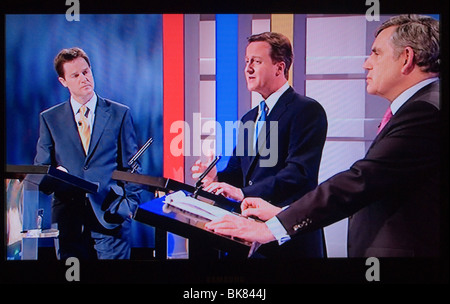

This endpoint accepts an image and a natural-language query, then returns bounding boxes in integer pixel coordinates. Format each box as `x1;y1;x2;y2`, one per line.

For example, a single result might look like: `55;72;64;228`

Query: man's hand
241;197;281;221
205;214;276;244
203;182;244;201
190;152;217;187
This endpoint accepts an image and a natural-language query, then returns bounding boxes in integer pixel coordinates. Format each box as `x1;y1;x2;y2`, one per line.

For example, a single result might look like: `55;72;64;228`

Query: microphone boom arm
193;155;221;197
128;137;154;173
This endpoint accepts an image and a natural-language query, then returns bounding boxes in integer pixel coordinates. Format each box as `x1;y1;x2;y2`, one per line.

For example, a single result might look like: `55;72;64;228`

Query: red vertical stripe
163;14;184;181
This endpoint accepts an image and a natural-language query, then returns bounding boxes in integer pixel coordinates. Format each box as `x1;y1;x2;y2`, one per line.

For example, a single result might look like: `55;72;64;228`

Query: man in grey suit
35;47;142;259
206;15;441;257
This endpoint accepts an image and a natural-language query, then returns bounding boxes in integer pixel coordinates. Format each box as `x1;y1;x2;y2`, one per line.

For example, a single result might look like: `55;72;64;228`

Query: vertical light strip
271;14;294;86
293;14;307;95
215;14;238;171
237;14;253;119
163;14;184;181
184;14;200;185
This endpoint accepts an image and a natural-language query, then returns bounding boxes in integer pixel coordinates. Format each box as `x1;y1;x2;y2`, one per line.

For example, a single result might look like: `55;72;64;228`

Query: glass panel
199;80;216;121
318;141;365;183
199;20;216;75
306;79;366;137
306;16;367;75
252;19;270;35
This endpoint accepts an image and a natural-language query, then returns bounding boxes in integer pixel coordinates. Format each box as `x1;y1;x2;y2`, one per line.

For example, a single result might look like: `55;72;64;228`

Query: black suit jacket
218;87;328;258
276;81;440;257
34;95;142;230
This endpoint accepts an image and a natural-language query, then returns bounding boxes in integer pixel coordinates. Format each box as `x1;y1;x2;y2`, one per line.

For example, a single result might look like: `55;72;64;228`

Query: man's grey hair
377;14;439;73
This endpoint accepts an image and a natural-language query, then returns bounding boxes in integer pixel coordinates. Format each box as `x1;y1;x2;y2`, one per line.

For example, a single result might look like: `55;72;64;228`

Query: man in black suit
192;32;328;257
206;15;441;257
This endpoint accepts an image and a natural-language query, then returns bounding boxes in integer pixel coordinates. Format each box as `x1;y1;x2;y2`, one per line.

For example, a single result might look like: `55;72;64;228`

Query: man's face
58;57;95;104
363;26;405;101
245;41;283;99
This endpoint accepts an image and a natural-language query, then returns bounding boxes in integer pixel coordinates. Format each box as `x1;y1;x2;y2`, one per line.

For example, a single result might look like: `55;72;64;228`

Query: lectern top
5;164;98;194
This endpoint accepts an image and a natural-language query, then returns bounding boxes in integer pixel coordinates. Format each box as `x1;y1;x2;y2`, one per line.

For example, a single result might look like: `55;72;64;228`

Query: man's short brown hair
54;47;91;78
247;32;293;79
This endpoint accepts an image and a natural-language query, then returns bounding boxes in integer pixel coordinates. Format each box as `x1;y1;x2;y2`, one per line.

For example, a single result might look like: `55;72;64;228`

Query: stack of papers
164;191;233;221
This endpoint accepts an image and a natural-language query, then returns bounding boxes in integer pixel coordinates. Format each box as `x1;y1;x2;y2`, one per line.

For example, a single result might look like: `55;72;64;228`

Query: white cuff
265;215;290;245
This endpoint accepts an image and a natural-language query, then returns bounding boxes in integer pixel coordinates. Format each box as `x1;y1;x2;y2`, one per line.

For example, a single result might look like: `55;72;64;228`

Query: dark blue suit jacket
34;95;141;230
218;87;328;207
218;87;328;257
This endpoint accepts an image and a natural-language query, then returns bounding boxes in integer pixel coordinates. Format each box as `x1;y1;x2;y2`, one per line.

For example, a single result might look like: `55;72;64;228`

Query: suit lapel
244;87;293;180
85;96;111;162
266;87;293;123
367;80;440;152
256;88;292;149
60;101;87;157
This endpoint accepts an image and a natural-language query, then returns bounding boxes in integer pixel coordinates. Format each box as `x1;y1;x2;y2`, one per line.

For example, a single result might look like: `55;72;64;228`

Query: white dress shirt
70;93;97;135
255;81;290;120
390;77;438;115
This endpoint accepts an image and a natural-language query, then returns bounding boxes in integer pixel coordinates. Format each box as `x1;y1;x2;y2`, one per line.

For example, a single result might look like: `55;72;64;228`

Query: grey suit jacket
35;95;142;230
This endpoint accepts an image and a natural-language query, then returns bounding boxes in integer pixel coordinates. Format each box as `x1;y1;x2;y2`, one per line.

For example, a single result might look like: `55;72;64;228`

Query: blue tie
255;100;268;151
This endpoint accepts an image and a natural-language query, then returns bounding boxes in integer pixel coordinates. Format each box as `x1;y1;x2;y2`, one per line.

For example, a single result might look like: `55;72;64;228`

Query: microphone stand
128;137;154;173
192;155;221;198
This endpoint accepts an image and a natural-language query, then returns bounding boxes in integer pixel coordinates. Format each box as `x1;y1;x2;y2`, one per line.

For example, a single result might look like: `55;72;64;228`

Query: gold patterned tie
77;105;91;154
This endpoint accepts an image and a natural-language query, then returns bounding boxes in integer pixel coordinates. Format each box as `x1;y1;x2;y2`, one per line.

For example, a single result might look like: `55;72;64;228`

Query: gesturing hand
203;182;244;201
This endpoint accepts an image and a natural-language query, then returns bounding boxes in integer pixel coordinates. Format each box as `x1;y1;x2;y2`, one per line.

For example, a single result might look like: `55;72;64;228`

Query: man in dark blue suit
192;33;328;258
34;47;141;259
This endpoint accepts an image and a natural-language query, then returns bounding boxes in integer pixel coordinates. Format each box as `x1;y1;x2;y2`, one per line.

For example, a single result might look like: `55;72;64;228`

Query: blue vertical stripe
216;14;239;170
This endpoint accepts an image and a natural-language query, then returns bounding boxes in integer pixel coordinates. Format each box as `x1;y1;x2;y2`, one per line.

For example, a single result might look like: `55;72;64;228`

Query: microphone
193;155;221;198
128;137;154;173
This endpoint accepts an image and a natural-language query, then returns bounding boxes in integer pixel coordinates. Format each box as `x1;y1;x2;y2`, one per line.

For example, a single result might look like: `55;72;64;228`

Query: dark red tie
377;107;393;134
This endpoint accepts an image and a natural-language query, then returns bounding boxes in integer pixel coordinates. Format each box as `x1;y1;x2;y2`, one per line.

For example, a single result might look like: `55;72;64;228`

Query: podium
112;171;253;259
112;170;241;213
5;165;98;260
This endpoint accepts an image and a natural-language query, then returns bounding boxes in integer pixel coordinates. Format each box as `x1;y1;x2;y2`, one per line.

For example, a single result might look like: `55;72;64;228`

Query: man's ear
401;46;415;75
275;61;286;77
58;76;68;87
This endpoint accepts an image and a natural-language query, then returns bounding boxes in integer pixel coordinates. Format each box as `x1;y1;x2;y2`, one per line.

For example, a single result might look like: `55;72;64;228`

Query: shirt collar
263;81;290;115
390;77;439;115
70;93;97;116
